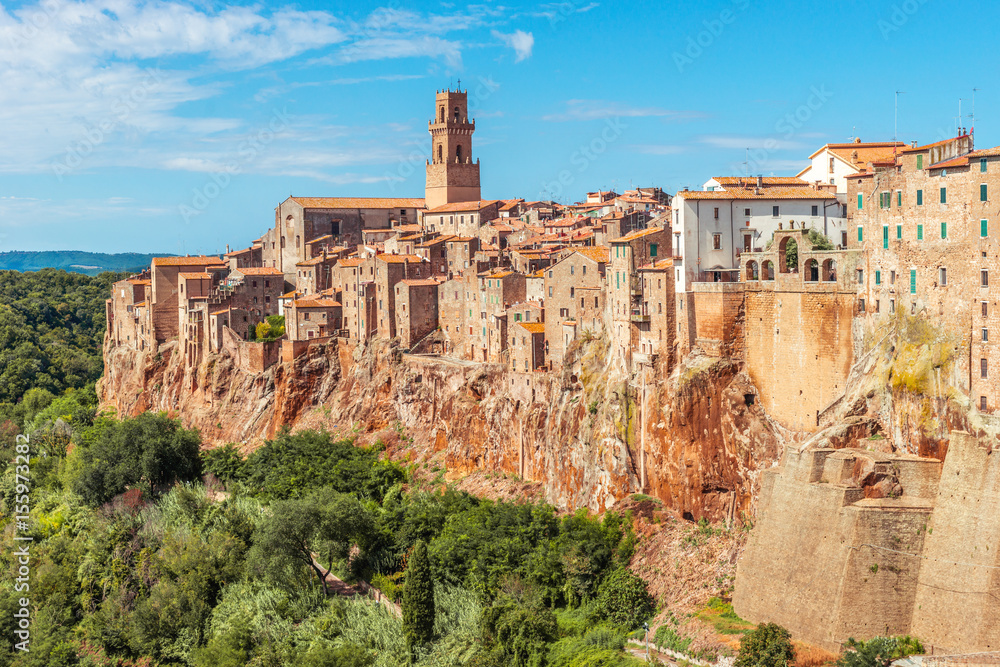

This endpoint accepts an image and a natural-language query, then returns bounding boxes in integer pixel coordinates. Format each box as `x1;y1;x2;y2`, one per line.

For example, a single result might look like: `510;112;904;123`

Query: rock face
100;332;785;519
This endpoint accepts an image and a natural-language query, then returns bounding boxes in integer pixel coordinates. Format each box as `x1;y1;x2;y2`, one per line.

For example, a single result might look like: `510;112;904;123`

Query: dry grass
793;642;838;667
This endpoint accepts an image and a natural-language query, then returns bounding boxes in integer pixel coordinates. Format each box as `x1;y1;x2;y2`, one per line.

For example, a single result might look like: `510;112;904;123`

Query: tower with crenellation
425;87;481;209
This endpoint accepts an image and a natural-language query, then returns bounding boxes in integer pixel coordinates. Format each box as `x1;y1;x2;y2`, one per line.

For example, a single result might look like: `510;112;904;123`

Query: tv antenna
894;91;905;152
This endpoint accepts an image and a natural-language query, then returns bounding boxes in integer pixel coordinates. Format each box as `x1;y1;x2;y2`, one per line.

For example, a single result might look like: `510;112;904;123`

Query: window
875;270;881;285
941;222;948;239
858;194;863;210
570;266;574;276
984;302;989;318
548;287;553;297
897;224;902;240
982;158;988;173
940;187;947;204
744;208;751;216
917;154;923;169
857;268;863;284
982;396;988;411
858;226;863;243
982;184;989;202
859;298;866;313
811;205;818;216
880;191;890;208
916;189;923;205
897;191;902;207
570;287;575;297
772;205;779;217
983;358;989;379
875;299;880;313
883;226;889;249
265;280;270;288
829;157;835;172
917;224;923;241
650;243;658;257
713;234;722;250
714;207;720;219
983;270;990;287
983;328;989;342
910;269;917;294
939;267;947;285
983;219;990;238
890;271;896;284
890;299;895;312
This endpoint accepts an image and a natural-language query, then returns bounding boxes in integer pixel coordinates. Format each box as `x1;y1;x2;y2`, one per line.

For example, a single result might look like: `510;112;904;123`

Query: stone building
414;235;453;277
395;279;440;349
445;236;480;278
608;226;672;368
510;321;545;373
107;274;152;352
425;87;482;209
797;139;907;193
543;247;609;368
848;134;1000;410
150;256;227;343
286;296;342;340
423;200;500;236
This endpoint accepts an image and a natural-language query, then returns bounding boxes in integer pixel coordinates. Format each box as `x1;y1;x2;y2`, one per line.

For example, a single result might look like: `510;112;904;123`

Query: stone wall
691;282;745;359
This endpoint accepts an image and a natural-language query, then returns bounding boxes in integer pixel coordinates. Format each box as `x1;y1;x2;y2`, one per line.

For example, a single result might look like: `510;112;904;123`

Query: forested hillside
0;269;122;417
0;251;165;275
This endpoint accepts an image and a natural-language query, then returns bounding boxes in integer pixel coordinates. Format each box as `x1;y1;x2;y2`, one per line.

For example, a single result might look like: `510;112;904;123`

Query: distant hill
0;251;172;275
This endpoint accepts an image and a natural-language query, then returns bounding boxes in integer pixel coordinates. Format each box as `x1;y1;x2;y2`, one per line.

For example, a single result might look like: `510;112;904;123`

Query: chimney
226;244;230;253
911;140;918;148
854;137;861;144
756;175;764;189
323;246;328;261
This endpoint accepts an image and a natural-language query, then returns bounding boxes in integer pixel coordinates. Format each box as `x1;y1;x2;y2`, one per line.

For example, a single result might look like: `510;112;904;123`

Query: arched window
439;106;445;122
456;144;463;162
437;145;443;163
763;260;775;281
822;259;837;282
778;237;798;273
454;106;460;121
746;260;759;281
806;259;819;282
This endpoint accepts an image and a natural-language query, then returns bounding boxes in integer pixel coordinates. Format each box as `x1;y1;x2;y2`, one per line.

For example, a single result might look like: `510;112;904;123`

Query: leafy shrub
597;568;655;629
736;623;795;667
837;636;924;667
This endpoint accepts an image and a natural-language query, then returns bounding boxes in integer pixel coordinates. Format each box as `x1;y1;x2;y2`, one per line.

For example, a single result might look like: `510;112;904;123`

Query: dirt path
314;558;402;618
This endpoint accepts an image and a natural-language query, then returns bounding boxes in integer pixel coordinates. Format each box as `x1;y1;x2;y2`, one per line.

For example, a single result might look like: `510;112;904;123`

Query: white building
797;139;906;194
671;176;844;292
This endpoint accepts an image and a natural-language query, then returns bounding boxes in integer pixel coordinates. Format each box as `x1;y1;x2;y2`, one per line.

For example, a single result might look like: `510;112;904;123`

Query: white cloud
492;29;534;62
631;144;685;155
700;136;806;150
544;100;704;122
336;36;463;69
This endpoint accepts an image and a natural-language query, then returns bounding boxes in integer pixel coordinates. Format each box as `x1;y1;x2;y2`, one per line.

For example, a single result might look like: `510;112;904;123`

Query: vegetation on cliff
0;412;653;666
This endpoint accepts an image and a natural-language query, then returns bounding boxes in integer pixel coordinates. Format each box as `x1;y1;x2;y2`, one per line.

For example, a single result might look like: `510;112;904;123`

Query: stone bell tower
425;87;481;209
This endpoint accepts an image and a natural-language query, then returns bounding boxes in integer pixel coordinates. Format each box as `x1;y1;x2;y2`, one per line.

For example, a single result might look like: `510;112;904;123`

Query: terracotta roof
394;224;422;233
296;256;335;266
399;279;441;287
225;247;252;256
900;135;970;153
425;199;500;213
288;196;425;209
677;187;836;201
929;146;1000;170
416;235;456;247
638;258;674;271
528;270;544;278
280;291;298;299
713;176;807;187
127;278;151;285
615;227;665;243
518;322;546;334
799;142;906;174
499;199;524;211
571;246;610;263
398;233;423;241
309;234;333;242
293;299;341;308
336;258;365;267
546;216;586;228
449;236;477;243
377;254;425;264
236;267;284;276
179;272;212;279
152;255;225;266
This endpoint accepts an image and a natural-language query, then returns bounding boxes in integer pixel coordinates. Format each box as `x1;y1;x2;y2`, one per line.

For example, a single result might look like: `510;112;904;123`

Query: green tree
596;568;655;629
736;623;796;667
837;636;924;667
255;315;285;342
402;540;435;655
480;595;558;667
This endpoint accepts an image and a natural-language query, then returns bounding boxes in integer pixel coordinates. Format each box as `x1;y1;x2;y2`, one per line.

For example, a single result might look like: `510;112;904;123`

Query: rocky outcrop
100;332;785;520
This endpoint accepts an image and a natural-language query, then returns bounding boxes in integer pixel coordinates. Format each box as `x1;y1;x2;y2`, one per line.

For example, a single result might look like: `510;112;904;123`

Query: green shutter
982;184;988;202
941;222;947;239
917;224;923;240
982;158;988;173
910;269;916;294
897;191;902;206
616;272;620;289
858;193;863;210
650;243;658;257
897;225;902;239
875;270;881;285
983;219;990;238
858;226;863;243
917;189;923;205
917;155;923;169
940;187;947;204
883;226;889;249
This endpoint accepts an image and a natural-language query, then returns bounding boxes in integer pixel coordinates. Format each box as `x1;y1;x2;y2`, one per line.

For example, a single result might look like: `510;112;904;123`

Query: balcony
630;311;650;323
629;276;643;297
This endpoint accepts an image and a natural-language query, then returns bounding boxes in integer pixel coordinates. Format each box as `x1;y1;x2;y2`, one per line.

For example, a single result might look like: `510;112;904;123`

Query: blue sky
0;0;995;254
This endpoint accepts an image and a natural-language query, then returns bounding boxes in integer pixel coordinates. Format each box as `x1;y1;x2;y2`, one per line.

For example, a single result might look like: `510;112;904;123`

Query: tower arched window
437;145;443;163
439;106;445;122
454;106;459;121
456;145;463;162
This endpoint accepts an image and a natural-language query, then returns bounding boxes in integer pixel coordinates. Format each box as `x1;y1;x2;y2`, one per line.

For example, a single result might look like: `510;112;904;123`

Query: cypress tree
402;540;435;657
